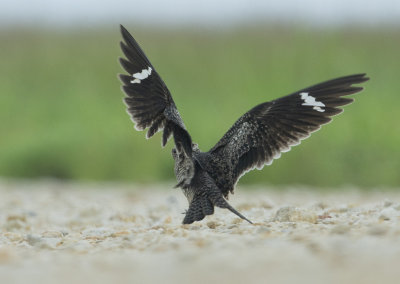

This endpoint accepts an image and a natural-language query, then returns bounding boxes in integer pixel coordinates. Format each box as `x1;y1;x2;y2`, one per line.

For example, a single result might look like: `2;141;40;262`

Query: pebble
379;207;398;221
82;227;112;240
273;206;317;223
26;234;62;249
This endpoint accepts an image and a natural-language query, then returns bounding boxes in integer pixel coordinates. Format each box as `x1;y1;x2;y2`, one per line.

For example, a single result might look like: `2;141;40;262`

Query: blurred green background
0;25;399;187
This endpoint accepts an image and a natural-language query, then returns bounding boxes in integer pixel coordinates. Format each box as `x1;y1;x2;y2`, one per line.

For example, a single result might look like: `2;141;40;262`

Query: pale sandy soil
0;180;400;284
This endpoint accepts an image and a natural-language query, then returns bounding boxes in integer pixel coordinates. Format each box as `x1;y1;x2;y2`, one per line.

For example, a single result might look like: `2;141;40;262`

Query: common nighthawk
118;25;369;224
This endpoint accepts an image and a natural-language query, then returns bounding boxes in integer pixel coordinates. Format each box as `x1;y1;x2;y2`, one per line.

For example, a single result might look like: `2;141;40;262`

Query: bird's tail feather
213;196;253;224
183;194;214;224
182;192;252;224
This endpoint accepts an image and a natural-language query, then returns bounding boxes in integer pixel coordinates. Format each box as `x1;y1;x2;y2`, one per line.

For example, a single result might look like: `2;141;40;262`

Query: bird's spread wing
119;25;192;156
207;74;369;194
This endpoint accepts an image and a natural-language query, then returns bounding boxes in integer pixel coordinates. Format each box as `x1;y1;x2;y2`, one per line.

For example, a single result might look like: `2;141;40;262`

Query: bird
118;25;369;225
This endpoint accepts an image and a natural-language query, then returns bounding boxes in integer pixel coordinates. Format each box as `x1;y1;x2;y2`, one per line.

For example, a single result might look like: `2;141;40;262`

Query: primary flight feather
118;25;369;224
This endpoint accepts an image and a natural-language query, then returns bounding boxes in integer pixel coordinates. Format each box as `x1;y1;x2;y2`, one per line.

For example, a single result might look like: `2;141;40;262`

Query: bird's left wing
119;25;192;156
207;74;369;195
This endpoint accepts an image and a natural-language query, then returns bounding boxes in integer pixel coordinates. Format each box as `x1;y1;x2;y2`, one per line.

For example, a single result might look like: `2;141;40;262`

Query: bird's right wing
207;74;369;194
119;25;192;156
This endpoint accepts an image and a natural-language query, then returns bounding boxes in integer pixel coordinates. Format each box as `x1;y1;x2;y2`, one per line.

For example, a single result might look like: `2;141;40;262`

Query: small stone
4;215;28;231
274;206;317;223
318;212;332;220
314;201;329;210
383;200;393;207
260;201;274;209
69;240;92;252
26;234;42;246
256;226;271;234
4;220;25;231
25;234;60;249
3;232;23;242
379;208;398;221
237;203;255;210
6;215;27;222
81;227;110;240
274;207;292;222
42;238;63;248
183;225;200;230
42;231;63;238
110;231;131;238
207;221;218;229
232;218;245;224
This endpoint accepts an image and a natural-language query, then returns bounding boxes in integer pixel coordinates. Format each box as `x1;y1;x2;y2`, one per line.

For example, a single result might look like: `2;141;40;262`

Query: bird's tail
182;191;252;225
182;194;214;224
212;196;253;224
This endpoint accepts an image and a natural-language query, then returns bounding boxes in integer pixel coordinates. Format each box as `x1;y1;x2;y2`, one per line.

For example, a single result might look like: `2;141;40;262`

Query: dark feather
119;25;193;157
206;74;369;196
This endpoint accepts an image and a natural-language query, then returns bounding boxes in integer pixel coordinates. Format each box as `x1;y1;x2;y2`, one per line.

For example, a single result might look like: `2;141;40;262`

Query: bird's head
171;143;199;161
171;143;199;188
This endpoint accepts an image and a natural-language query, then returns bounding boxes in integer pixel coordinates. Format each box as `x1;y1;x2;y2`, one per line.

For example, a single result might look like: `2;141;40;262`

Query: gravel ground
1;180;400;284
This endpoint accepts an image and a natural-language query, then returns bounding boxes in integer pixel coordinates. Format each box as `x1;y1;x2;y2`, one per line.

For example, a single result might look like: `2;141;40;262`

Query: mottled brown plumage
118;25;369;224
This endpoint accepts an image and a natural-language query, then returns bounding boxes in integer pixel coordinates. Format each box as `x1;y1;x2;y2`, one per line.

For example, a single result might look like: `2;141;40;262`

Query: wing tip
354;73;370;84
344;73;370;86
117;73;126;84
120;24;129;38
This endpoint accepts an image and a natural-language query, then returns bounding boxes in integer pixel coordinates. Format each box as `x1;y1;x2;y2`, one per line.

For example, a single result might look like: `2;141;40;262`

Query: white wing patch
131;67;152;84
300;92;325;112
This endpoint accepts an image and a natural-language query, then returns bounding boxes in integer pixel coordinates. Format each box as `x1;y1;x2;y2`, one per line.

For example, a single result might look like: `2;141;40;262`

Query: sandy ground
0;180;400;284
